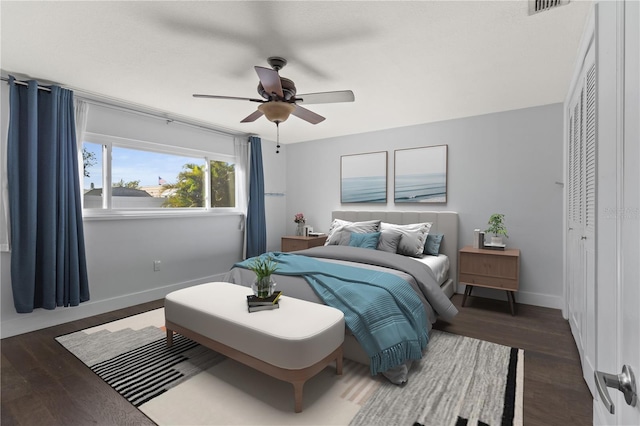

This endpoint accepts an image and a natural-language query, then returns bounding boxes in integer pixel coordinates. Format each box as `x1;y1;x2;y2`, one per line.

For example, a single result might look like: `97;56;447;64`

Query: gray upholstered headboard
332;210;459;290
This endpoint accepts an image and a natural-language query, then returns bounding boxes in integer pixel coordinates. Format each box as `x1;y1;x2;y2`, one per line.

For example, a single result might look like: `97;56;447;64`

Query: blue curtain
7;77;90;313
246;136;266;258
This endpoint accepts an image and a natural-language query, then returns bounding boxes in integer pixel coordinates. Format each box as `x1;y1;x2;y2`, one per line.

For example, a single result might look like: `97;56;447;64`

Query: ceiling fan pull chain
276;121;281;154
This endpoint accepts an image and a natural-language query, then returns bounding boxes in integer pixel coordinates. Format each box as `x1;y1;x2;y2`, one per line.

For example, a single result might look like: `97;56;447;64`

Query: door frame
592;1;640;424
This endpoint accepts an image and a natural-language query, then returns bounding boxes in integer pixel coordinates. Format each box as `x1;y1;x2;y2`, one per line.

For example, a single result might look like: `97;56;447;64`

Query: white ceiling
1;1;592;144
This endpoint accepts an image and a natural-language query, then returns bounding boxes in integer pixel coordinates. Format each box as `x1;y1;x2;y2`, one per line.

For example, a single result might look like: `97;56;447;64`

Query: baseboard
455;284;564;310
0;274;227;338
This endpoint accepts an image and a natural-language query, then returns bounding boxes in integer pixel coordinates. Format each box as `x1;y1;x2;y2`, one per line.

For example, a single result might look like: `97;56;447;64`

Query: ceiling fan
193;57;355;147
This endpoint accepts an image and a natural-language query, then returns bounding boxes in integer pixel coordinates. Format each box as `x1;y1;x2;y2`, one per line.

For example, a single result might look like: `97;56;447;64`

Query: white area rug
56;308;523;425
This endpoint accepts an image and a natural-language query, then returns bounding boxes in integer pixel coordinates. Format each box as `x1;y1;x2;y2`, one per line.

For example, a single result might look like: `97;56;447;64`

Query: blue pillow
349;232;381;250
424;233;444;256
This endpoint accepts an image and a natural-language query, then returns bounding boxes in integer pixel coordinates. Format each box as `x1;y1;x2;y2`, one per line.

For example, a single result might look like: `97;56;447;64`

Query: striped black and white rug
56;308;523;425
55;309;227;407
349;330;523;426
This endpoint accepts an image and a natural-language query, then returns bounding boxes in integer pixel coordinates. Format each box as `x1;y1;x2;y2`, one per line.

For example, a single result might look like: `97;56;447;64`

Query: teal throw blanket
235;252;429;375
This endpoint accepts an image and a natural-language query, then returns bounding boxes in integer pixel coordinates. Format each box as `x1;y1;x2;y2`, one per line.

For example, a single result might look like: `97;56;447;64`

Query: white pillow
380;222;432;257
325;219;381;245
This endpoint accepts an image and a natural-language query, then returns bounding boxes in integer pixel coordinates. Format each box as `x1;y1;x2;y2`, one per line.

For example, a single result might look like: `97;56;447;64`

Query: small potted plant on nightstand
485;213;508;246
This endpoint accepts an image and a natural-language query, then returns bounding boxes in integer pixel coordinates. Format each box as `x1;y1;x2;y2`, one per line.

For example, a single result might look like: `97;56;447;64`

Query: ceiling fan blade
295;90;355;105
255;66;284;98
193;94;263;103
240;109;264;123
291;105;325;124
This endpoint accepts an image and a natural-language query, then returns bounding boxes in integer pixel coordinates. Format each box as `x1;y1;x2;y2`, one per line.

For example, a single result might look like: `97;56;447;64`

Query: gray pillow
325;219;381;245
380;222;432;257
377;229;403;253
326;230;351;246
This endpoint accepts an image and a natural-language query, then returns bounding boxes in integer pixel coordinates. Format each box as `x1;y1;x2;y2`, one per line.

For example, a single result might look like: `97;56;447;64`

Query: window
81;133;236;213
83;142;103;209
210;160;235;208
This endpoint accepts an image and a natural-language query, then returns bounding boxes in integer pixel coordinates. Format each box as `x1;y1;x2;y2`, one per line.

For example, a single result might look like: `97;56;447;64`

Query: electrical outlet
153;260;161;271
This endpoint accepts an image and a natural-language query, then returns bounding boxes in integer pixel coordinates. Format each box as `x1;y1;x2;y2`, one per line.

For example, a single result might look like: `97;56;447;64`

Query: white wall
284;104;565;309
1;213;243;338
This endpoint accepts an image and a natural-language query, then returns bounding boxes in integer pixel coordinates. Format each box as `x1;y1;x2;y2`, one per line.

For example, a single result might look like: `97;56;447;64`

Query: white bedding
412;254;450;286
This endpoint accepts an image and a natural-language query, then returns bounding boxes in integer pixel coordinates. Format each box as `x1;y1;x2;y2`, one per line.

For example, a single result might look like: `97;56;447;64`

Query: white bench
164;282;345;412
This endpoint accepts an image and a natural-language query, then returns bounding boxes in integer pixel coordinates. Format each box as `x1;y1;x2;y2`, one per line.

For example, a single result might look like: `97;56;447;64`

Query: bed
330;210;459;298
223;210;459;384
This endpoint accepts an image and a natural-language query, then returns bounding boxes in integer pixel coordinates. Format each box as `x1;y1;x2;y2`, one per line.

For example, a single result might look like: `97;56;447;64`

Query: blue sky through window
83;143;205;189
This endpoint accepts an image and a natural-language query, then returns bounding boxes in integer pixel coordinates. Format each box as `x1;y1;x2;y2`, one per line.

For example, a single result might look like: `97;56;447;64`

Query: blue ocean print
342;176;387;203
395;173;446;202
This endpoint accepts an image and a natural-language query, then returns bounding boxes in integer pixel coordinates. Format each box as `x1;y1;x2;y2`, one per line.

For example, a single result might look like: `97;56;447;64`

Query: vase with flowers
294;213;306;236
248;255;278;298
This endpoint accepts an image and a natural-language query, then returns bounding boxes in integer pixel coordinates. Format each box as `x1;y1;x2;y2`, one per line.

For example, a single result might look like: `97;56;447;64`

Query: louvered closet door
566;41;597;395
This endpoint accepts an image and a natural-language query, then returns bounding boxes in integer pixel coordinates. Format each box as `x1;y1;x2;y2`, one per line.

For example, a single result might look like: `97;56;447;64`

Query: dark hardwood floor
1;294;592;425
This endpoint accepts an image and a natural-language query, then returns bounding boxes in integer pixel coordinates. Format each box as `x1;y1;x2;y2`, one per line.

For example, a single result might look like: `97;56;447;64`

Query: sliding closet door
566;38;597;395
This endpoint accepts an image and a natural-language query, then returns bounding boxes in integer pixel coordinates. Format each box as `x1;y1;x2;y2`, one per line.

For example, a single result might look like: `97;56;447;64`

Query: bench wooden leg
336;347;343;375
166;328;173;347
292;381;304;413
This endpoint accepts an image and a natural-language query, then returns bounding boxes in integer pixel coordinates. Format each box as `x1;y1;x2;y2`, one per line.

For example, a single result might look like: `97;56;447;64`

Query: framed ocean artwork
394;145;448;203
340;151;388;203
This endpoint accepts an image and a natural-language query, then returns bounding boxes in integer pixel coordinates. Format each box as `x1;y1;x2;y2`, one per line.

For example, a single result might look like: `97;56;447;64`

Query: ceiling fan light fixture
258;101;295;123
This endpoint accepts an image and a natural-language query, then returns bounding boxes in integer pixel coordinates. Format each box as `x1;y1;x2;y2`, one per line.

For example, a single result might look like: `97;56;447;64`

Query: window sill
82;209;243;221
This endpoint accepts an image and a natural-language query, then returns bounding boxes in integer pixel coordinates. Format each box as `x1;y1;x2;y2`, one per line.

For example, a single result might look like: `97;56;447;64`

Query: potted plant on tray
248;255;278;298
485;213;508;246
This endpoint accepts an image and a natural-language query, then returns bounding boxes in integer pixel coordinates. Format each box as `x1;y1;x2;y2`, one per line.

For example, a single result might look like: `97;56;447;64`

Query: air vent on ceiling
529;0;570;15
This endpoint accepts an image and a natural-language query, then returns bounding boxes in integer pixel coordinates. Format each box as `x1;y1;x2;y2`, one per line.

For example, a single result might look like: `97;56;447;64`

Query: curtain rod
1;76;51;92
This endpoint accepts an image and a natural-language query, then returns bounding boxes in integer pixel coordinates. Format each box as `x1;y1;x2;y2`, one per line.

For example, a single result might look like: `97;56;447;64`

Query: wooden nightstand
281;235;328;252
458;246;521;315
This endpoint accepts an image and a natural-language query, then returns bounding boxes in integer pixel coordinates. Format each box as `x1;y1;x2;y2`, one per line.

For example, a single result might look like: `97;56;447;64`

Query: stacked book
247;291;282;312
473;229;485;249
483;242;506;250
